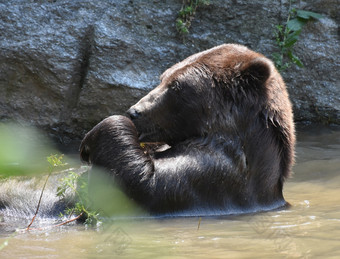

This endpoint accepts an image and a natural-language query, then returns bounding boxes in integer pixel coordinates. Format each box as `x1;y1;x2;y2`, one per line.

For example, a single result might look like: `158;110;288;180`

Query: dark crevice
62;25;94;117
77;25;94;103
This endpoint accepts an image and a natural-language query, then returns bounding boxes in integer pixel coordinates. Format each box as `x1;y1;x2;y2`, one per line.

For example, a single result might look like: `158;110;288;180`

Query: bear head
127;44;295;180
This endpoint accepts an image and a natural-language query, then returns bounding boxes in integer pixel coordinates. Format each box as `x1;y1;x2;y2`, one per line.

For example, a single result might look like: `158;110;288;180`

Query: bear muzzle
127;107;141;120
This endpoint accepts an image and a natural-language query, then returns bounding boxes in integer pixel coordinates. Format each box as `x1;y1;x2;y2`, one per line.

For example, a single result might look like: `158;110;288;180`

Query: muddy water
0;125;339;258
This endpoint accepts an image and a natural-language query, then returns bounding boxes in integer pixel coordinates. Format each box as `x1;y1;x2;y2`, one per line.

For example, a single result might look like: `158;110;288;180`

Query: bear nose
127;108;141;120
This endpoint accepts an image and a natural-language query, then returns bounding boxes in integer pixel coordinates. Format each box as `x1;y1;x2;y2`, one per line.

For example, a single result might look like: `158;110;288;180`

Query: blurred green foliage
0;123;142;227
56;156;145;226
57;166;144;226
87;168;145;218
57;169;100;226
0;123;55;177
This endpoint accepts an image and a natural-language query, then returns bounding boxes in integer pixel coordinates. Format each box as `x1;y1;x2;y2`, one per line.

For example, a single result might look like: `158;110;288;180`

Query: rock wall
0;0;339;145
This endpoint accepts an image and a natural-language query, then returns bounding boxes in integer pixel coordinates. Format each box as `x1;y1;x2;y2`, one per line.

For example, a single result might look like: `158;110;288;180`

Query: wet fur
80;44;295;215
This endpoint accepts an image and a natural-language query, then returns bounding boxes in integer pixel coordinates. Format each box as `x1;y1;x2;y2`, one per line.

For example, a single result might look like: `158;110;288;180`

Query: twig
53;213;83;227
26;172;52;230
197;217;202;230
24;213;84;232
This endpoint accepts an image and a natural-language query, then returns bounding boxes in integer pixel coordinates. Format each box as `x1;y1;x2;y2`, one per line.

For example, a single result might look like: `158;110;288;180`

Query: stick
197;217;202;230
26;172;52;230
24;213;84;232
53;213;83;227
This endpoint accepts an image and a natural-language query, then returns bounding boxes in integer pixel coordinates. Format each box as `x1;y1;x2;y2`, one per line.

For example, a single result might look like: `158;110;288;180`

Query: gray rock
284;16;340;124
0;0;339;146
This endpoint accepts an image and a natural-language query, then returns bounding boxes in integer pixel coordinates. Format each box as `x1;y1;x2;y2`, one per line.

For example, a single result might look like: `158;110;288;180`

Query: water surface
0;125;339;258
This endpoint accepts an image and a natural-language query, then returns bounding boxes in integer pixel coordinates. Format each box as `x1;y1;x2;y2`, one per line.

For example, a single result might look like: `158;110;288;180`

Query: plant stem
26;172;52;230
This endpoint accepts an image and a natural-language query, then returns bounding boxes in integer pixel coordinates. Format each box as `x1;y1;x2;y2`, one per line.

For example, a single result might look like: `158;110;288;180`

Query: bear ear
242;57;271;85
80;142;91;163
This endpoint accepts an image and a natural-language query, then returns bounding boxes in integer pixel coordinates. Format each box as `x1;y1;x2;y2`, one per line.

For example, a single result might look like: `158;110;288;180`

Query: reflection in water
0;125;339;258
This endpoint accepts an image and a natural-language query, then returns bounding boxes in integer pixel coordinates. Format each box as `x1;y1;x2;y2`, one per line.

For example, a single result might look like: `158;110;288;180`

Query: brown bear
80;44;295;216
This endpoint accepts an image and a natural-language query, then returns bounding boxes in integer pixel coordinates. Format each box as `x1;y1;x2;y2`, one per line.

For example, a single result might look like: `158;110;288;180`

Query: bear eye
170;81;181;92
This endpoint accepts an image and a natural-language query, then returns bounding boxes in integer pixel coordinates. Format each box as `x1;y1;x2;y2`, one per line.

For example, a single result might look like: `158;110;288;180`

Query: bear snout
127;107;141;120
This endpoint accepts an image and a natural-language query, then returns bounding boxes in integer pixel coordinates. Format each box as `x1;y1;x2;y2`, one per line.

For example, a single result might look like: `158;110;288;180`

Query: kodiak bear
80;44;295;216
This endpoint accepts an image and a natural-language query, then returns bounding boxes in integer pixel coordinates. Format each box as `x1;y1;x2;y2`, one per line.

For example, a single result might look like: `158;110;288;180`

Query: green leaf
272;52;283;70
178;10;185;17
272;52;282;62
288;51;304;67
184;6;193;14
296;10;323;20
284;37;297;48
284;30;301;47
293;57;304;67
176;19;183;26
287;18;307;31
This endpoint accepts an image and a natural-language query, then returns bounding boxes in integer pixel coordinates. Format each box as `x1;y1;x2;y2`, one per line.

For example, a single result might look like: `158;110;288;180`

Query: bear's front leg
80;115;155;204
80;116;228;214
